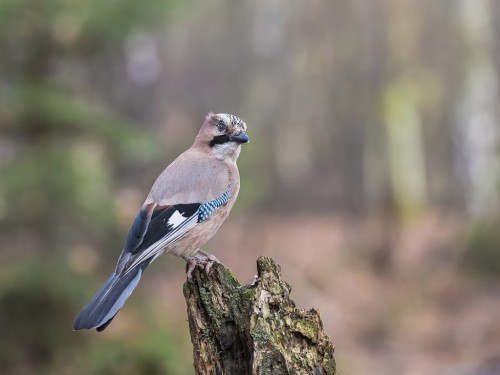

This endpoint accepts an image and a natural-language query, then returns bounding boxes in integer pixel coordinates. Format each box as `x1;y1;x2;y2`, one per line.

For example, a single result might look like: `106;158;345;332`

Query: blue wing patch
198;186;231;222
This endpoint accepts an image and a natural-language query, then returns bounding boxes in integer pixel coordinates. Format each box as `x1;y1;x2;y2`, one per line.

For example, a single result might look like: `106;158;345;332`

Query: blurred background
1;0;500;374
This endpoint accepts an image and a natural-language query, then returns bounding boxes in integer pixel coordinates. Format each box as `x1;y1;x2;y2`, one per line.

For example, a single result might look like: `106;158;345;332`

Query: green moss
251;320;272;350
229;291;244;315
294;318;319;343
198;284;223;328
272;330;282;343
240;287;256;301
223;268;240;285
270;283;282;295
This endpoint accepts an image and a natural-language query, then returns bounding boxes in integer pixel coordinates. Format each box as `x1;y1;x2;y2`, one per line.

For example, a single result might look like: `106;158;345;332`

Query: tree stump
183;256;336;375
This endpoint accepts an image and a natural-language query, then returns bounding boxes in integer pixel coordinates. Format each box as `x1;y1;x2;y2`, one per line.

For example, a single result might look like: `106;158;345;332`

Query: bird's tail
72;261;150;332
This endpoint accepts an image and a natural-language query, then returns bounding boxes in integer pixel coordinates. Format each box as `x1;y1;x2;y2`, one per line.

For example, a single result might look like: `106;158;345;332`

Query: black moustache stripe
209;134;231;147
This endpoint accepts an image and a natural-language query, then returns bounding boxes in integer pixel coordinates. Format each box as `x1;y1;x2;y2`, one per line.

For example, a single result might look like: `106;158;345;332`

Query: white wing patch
168;210;187;227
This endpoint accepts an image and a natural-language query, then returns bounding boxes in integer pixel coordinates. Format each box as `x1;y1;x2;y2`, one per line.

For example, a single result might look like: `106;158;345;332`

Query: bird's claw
185;252;222;280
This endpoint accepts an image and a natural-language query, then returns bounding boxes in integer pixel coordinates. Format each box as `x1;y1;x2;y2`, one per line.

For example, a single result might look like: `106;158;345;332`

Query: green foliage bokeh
0;1;190;374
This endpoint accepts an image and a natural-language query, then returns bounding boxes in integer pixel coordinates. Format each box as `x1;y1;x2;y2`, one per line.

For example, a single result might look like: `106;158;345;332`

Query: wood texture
183;256;336;375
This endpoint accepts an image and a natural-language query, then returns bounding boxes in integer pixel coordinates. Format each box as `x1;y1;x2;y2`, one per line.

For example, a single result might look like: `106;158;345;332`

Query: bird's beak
229;132;250;144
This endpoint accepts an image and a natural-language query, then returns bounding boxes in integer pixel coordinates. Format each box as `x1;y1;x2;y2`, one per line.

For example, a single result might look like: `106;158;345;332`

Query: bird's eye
216;120;226;133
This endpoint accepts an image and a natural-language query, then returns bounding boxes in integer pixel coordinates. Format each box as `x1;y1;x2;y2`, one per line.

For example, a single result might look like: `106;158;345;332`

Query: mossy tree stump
183;256;336;375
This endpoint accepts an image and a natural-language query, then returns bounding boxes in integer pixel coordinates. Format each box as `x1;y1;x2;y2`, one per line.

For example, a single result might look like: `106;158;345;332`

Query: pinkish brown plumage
73;113;249;332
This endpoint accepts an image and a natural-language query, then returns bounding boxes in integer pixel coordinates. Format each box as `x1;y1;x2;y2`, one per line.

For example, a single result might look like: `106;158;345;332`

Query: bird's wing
115;185;231;276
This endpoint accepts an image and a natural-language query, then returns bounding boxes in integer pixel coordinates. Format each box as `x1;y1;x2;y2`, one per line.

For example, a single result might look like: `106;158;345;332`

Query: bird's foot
197;249;220;263
185;251;221;280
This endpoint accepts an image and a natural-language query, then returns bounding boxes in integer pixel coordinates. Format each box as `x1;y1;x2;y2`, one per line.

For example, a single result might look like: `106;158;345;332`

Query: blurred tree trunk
183;257;336;375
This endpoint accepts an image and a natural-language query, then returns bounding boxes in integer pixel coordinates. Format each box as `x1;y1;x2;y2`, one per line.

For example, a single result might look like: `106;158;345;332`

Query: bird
72;112;249;332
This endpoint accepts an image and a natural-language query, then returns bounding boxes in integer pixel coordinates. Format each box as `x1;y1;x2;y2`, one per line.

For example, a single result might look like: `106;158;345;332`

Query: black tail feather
73;260;151;331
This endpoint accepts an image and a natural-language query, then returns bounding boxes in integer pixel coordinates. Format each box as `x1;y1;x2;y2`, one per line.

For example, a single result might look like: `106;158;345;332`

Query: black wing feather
123;205;153;253
128;203;200;255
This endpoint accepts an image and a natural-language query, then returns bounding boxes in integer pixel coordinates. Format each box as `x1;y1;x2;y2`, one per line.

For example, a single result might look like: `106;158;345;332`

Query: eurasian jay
73;112;249;331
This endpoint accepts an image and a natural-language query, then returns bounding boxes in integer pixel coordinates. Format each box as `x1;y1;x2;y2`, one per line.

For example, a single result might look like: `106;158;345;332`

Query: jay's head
195;112;249;162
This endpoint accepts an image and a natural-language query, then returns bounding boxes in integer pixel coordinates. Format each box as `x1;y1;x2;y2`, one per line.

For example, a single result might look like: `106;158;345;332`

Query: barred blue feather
198;186;231;222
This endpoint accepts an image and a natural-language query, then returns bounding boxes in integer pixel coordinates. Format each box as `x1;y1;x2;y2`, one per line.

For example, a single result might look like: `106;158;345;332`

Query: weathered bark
183;256;336;375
